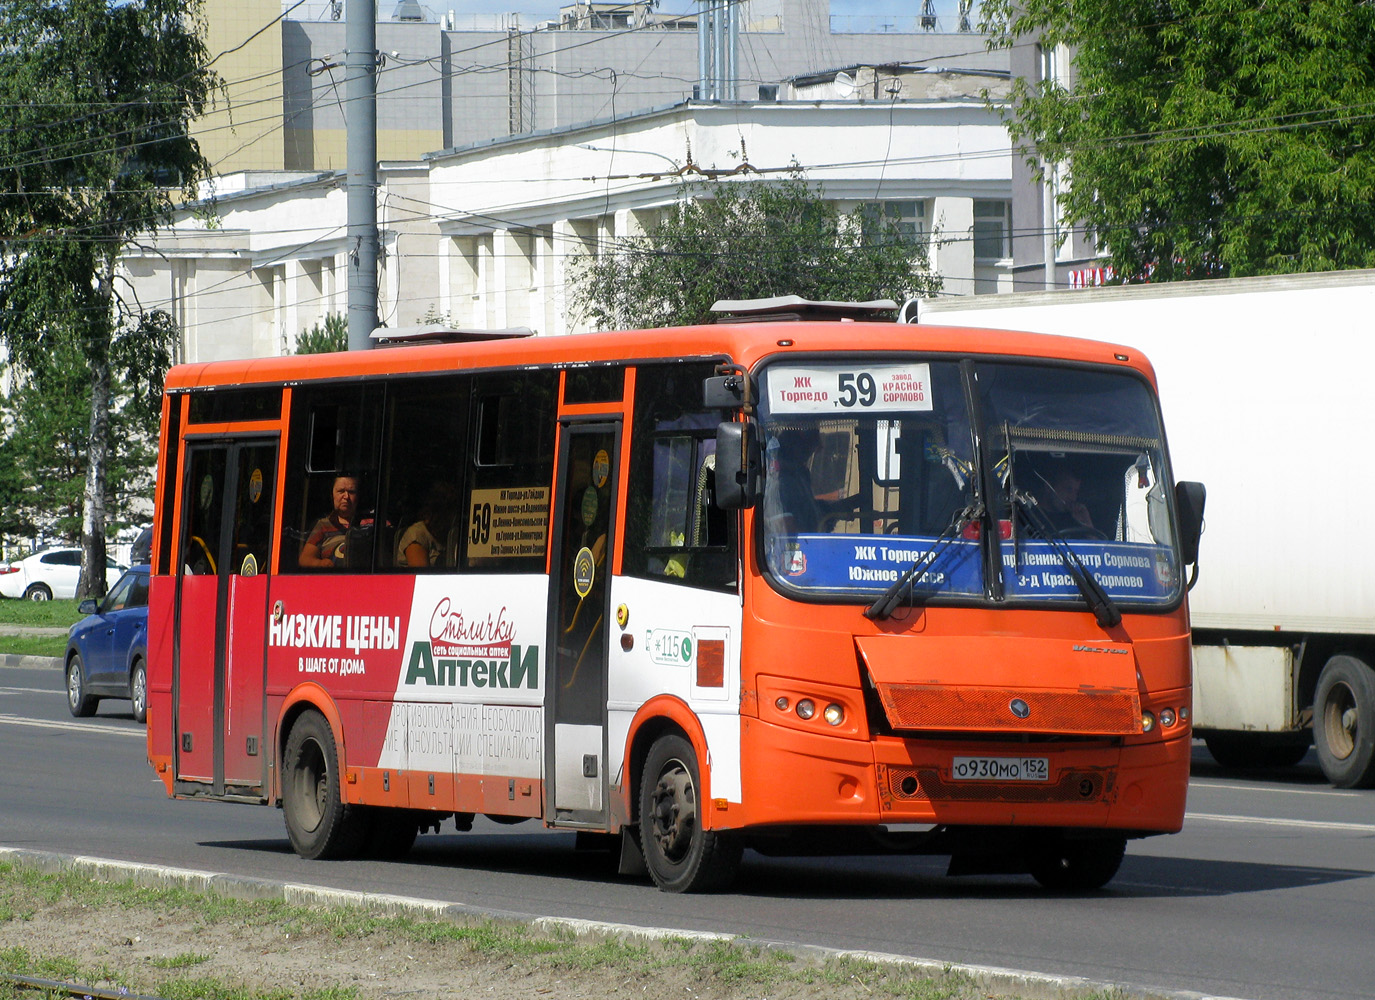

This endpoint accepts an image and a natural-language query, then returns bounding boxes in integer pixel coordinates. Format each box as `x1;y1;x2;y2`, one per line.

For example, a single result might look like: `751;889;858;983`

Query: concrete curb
0;846;1248;1000
0;654;62;669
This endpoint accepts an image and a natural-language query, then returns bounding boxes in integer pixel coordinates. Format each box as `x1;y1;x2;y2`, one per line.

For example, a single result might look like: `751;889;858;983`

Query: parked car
0;547;125;600
129;527;152;566
64;566;150;722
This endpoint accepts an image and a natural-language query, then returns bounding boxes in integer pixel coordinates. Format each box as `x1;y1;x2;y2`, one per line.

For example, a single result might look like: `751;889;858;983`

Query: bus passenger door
547;422;618;825
174;438;277;797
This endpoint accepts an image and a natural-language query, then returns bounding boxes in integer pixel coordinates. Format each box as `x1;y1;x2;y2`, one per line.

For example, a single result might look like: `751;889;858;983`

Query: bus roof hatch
709;295;898;323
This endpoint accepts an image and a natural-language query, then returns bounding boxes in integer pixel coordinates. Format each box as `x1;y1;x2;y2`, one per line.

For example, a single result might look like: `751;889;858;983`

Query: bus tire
1313;654;1375;789
1027;835;1126;892
1202;732;1309;770
282;710;368;859
638;734;741;893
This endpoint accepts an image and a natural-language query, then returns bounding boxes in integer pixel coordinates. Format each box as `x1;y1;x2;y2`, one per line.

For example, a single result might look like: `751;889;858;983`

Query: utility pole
346;0;379;350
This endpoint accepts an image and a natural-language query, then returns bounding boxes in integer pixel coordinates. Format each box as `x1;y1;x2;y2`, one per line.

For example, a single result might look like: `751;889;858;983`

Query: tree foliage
0;314;171;543
296;313;348;354
569;172;940;330
0;0;215;595
983;0;1375;279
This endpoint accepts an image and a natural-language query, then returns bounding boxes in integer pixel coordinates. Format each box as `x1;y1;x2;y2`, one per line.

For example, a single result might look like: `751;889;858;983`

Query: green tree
569;172;940;330
296;313;348;354
0;315;170;544
0;0;215;597
983;0;1375;280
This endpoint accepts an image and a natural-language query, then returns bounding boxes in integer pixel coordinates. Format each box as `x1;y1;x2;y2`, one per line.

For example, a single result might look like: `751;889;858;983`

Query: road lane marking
0;686;64;696
1188;811;1375;834
1191;778;1359;798
0;713;143;739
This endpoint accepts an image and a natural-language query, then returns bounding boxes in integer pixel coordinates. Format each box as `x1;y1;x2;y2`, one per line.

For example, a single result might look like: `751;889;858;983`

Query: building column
931;196;975;298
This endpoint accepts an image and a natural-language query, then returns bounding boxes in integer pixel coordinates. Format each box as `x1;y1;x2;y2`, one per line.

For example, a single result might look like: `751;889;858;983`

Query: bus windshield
757;357;1182;610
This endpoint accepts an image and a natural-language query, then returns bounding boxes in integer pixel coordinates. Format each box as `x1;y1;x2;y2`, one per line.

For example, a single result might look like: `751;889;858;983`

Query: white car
0;548;126;601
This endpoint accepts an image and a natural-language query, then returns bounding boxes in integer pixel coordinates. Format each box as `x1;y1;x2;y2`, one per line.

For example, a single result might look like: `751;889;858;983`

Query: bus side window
624;361;737;593
461;370;558;573
375;375;469;572
281;385;382;573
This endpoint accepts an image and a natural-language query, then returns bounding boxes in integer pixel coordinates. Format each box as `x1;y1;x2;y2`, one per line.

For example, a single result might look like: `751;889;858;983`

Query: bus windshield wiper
864;501;982;621
1011;491;1122;629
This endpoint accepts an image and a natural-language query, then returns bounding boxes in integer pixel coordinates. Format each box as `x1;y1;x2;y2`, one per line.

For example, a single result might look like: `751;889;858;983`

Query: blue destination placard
771;534;984;596
1002;539;1177;602
772;534;1177;602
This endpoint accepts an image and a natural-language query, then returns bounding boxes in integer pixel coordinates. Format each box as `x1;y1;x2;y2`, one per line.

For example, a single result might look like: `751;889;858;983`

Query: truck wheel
638;734;741;893
1312;655;1375;789
282;710;369;859
1027;835;1126;892
1202;732;1309;770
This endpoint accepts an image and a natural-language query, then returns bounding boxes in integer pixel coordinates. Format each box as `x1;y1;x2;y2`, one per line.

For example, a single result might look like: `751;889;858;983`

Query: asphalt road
3;664;1372;1000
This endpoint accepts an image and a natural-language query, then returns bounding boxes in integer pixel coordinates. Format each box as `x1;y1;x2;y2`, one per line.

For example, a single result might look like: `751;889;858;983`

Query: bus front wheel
282;710;368;859
1313;654;1375;789
638;734;741;893
1026;834;1126;892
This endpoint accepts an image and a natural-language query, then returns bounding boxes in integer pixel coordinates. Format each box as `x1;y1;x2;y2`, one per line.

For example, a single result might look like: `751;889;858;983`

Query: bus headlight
824;703;845;726
1141;711;1156;732
796;699;816;720
1159;707;1176;728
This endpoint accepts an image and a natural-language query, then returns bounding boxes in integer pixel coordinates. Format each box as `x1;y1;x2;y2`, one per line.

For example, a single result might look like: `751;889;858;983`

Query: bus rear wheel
1313;655;1375;789
1026;835;1126;892
282;710;368;859
638;734;741;893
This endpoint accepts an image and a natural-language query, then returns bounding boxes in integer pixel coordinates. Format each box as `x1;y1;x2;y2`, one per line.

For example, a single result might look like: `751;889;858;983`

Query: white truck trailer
918;270;1375;787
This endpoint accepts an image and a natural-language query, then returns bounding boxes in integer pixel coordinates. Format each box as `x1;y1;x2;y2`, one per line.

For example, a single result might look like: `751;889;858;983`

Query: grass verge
0;598;83;628
0;635;66;658
0;860;1128;1000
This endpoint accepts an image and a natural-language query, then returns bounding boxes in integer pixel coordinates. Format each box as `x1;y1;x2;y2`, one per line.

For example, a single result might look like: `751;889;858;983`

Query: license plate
951;756;1050;782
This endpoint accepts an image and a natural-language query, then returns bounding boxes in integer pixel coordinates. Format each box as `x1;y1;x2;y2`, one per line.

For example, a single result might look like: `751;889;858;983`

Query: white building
124;90;1013;362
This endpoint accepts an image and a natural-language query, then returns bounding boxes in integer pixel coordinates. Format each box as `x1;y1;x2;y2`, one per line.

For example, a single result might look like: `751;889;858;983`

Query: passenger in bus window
396;483;459;568
298;474;358;568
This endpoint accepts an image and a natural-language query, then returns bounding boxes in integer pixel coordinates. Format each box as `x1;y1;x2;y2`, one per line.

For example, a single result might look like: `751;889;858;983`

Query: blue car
64;566;150;722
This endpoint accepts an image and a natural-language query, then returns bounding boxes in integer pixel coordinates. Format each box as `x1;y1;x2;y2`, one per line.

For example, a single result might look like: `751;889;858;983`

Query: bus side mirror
715;420;761;510
1175;480;1206;564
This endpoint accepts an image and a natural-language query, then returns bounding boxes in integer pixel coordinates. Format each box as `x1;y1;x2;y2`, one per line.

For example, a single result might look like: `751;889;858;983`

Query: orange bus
146;302;1205;892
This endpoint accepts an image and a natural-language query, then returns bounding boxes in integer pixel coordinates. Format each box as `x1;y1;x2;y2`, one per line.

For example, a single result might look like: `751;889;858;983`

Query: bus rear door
174;437;278;798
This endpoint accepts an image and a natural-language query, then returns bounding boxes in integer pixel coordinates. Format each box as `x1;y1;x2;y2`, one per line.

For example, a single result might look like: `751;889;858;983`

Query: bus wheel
364;808;420;859
1313;655;1375;789
282;711;368;859
1027;835;1126;892
638;734;741;893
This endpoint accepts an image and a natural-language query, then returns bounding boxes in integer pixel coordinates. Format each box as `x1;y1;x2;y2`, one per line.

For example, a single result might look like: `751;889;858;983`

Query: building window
861;200;926;245
973;200;1012;260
